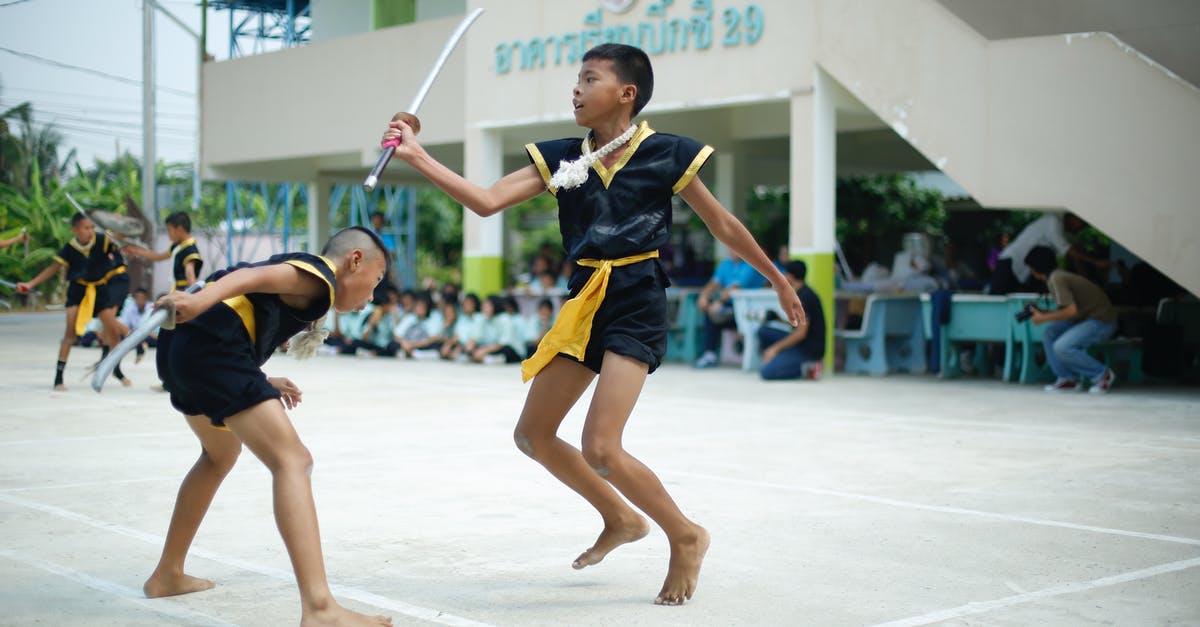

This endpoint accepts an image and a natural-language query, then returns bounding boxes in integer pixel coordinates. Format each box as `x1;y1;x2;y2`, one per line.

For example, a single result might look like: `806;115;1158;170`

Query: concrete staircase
815;0;1200;296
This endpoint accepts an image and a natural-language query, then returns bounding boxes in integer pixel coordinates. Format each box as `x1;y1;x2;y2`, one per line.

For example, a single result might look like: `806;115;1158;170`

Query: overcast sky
0;0;247;169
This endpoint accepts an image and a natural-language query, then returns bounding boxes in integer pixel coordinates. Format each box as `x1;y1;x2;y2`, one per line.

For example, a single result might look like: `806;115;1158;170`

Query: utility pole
142;0;156;230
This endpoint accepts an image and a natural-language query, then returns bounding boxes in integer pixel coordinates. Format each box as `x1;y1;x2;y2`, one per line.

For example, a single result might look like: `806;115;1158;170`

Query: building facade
201;0;1200;361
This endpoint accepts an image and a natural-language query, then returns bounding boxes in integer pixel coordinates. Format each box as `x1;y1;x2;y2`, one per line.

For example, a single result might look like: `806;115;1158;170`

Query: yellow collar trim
586;121;655;189
69;238;95;254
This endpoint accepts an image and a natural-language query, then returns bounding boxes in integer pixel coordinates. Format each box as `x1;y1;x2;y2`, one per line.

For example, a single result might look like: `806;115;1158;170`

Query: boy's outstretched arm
383;119;545;217
17;260;65;291
159;264;325;325
680;177;806;327
126;245;172;262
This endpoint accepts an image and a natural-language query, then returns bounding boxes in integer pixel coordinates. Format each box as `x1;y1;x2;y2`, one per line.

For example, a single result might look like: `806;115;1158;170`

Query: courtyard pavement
0;312;1197;626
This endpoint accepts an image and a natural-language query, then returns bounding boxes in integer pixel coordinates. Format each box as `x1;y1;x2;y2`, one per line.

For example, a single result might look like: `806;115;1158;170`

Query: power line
0;0;36;8
1;99;195;119
1;84;195;104
0;46;195;98
5;103;197;132
35;120;196;139
28;115;196;135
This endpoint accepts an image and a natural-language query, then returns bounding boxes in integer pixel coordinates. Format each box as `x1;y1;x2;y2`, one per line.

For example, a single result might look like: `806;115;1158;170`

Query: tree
0;84;73;193
835;174;946;275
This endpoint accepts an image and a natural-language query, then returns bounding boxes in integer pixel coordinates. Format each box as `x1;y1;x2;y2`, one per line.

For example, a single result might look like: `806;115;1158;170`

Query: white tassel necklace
548;123;638;190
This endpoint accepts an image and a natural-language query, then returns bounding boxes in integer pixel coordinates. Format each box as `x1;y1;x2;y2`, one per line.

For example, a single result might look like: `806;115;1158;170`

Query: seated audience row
323;288;555;365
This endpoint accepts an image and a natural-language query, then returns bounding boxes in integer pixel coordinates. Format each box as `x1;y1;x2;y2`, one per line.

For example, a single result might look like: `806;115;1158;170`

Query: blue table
920;293;1012;378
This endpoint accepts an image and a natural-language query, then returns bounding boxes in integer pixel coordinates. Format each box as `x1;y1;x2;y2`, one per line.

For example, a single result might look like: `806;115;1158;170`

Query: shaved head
322;226;387;262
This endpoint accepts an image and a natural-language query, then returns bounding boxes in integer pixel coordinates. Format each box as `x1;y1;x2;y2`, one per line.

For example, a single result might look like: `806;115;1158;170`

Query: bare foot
301;603;392;626
120;377;133;387
572;515;650;570
654;525;710;606
143;571;215;598
52;383;67;391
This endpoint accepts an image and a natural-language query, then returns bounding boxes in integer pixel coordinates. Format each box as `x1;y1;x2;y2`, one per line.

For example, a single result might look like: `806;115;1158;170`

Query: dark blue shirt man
758;260;825;380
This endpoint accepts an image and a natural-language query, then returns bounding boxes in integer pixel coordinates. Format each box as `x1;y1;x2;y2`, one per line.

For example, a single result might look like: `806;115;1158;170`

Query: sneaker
1043;378;1081;392
802;360;823;381
693;352;719;369
1088;368;1116;394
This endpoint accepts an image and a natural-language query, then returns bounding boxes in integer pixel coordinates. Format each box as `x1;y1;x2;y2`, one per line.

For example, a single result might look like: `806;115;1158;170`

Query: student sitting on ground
117;287;158;362
396;292;445;358
525;298;556;358
357;287;401;357
470;295;525;364
444;293;484;361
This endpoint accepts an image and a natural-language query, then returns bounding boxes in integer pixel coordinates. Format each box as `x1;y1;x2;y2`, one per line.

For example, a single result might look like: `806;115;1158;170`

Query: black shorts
105;273;130;311
570;270;669;375
65;282;111;310
156;325;280;427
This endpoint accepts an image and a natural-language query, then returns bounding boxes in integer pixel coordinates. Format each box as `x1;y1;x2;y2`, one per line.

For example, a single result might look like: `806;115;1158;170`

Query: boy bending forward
145;226;392;626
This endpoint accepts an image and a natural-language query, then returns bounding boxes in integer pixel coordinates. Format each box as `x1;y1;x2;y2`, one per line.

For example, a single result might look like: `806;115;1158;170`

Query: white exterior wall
202;14;468;183
464;1;813;126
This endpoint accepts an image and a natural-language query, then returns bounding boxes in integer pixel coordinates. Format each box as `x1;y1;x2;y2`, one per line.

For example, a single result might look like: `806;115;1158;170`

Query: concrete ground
0;311;1198;626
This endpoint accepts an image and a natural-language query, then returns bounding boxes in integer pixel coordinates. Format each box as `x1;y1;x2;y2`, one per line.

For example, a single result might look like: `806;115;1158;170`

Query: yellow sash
74;266;126;336
520;250;658;382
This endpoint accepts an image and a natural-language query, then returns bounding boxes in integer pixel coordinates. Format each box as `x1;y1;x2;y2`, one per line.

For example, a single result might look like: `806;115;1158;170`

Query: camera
1014;303;1038;323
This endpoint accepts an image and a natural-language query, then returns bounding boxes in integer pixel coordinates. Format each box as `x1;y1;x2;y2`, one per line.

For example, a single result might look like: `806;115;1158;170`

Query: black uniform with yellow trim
54;231;123;309
170;237;203;290
156;252;337;427
523;120;713;376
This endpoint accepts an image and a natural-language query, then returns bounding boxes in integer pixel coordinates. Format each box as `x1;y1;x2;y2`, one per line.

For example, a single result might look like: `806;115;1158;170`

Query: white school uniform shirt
424;311;446;338
119;301;153;329
392;311;419;341
453;312;485;343
492;313;525;353
998;214;1072;283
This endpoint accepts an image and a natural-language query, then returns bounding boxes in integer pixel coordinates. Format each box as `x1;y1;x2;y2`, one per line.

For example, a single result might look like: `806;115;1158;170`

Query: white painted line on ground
684;397;1200;450
0;547;238;627
870;422;1200;453
664;470;1200;546
0;431;181;446
868;556;1200;627
0;476;179;493
0;492;497;627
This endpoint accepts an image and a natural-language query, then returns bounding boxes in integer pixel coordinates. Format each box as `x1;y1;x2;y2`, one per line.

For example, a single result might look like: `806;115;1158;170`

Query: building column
789;68;837;368
462;127;505;296
307;179;331;254
711;152;737;259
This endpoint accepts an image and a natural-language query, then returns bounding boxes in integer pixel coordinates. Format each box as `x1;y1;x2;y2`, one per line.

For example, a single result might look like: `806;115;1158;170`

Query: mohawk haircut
322;226;388;261
582;43;654;116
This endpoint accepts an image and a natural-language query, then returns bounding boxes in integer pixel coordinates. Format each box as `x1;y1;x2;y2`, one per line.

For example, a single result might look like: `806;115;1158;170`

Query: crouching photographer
1024;246;1118;394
